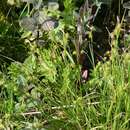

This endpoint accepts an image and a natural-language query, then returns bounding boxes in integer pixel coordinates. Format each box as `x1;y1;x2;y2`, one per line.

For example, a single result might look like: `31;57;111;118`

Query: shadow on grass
0;1;28;69
0;21;28;70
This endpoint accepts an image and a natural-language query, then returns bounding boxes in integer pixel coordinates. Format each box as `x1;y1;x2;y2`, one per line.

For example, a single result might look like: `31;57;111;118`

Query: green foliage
0;0;130;130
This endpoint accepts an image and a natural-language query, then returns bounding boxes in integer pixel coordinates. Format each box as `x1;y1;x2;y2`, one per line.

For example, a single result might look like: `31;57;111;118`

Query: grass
0;0;130;130
0;21;130;130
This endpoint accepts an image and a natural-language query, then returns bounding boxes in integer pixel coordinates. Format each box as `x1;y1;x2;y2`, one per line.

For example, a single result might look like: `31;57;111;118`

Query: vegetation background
0;0;130;130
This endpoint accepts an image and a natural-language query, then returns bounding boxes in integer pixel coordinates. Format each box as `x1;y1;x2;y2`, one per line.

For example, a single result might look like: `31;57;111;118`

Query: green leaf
24;54;37;74
17;75;27;87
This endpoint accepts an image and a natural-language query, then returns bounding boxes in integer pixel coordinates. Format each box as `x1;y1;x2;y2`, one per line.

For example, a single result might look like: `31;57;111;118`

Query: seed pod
41;19;58;31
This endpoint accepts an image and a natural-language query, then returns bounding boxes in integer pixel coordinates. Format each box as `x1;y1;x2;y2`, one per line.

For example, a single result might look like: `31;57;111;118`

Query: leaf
24;54;37;74
33;11;47;24
19;17;37;31
123;1;130;9
21;31;32;39
7;0;15;5
48;1;59;11
17;75;27;87
38;49;57;83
